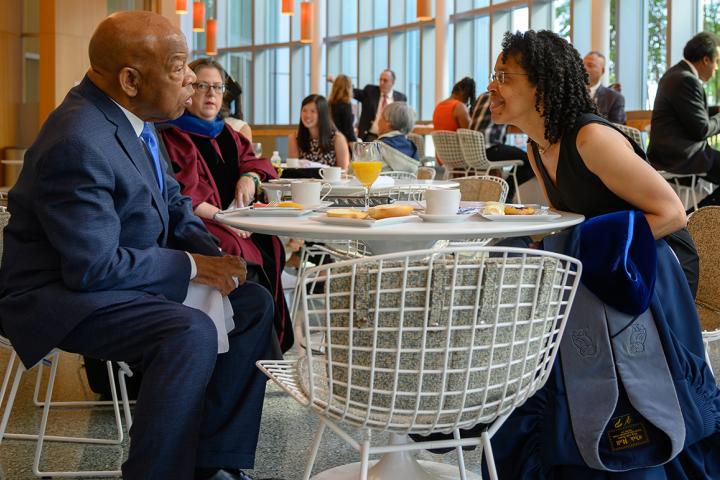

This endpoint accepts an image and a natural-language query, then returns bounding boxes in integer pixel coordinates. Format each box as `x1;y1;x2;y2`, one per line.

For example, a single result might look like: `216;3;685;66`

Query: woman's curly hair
501;30;597;145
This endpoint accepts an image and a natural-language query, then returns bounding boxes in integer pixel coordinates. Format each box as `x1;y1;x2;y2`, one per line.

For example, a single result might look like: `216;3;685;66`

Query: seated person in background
222;73;252;141
376;102;419;173
328;74;357;144
583;51;626;124
469;91;533;199
159;57;293;353
432;76;475;131
0;12;277;479
289;94;349;169
648;31;720;208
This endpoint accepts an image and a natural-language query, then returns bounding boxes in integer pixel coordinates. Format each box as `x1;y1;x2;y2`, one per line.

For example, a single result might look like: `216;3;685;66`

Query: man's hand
190;254;247;296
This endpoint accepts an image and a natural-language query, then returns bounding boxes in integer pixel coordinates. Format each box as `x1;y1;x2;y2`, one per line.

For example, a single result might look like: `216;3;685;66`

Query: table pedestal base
312;451;481;480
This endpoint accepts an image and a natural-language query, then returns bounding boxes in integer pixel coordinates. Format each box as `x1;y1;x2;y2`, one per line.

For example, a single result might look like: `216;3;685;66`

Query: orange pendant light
176;0;188;14
300;2;312;44
193;1;205;32
281;0;294;16
206;18;217;55
417;0;432;21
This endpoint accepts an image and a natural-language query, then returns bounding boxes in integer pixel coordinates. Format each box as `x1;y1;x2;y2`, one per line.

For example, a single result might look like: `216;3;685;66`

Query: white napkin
370;175;395;189
183;283;236;353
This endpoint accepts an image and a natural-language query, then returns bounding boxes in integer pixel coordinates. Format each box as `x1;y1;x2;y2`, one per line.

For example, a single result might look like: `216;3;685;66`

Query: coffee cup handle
320;182;332;201
318;169;326;179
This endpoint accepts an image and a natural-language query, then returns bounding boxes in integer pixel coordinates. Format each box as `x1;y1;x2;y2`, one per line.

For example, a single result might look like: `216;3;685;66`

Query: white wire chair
455;175;509;203
612;123;644;150
259;246;583;479
660;171;705;212
431;131;473;178
383;170;417;180
456;129;524;202
0;209;133;477
687;206;720;380
407;132;427;163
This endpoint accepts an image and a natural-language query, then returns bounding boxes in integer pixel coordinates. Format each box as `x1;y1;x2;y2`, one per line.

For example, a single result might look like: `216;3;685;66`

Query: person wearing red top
432;77;476;131
159;58;293;353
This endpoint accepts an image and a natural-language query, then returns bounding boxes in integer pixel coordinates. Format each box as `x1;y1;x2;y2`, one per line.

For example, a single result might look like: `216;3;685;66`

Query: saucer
416;212;475;223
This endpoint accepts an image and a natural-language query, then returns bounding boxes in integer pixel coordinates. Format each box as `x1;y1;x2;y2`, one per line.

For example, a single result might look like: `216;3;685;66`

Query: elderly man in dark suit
648;32;720;208
0;11;278;480
583;51;626;124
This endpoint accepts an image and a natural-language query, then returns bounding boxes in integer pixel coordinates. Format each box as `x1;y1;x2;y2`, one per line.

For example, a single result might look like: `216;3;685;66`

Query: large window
704;0;720;104
325;0;435;120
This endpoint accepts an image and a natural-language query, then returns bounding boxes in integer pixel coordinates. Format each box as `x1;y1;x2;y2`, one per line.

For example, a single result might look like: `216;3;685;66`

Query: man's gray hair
382;102;416;134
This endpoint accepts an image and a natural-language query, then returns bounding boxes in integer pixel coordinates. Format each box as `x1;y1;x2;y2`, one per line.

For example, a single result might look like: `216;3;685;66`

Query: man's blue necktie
140;122;164;193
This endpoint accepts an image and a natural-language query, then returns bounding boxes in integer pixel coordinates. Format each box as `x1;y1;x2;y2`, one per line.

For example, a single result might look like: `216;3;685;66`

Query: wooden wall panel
0;1;23;185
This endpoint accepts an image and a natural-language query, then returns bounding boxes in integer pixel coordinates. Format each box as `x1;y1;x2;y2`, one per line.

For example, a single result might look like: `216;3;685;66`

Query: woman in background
288;94;349;169
432;77;476;131
328;74;357;144
159;58;293;352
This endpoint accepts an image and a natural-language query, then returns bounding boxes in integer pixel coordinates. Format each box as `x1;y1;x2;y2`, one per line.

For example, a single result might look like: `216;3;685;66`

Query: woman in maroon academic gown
159;57;293;352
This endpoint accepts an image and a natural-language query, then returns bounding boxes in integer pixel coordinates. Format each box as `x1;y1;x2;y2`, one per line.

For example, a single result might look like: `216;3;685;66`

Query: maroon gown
160;124;293;352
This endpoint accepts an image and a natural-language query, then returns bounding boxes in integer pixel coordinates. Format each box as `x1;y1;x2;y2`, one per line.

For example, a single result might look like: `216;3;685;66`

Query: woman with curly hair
432;76;476;131
475;30;719;479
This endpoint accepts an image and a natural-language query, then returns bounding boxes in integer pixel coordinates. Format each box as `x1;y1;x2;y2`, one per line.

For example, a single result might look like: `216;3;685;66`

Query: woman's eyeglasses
193;82;226;94
489;71;529;84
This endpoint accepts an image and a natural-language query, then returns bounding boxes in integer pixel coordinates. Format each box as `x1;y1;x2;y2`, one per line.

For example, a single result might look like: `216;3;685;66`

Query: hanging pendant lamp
176;0;188;14
300;2;313;44
193;1;205;32
281;0;294;16
206;18;217;55
417;0;432;21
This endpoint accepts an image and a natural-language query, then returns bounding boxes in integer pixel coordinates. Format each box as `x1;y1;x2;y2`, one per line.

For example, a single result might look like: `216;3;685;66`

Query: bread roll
504;205;536;215
325;208;369;219
482;202;505;216
368;204;414;220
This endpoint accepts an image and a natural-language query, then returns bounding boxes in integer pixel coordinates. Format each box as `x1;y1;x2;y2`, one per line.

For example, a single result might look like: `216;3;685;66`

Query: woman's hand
235;175;257;207
229;226;252;239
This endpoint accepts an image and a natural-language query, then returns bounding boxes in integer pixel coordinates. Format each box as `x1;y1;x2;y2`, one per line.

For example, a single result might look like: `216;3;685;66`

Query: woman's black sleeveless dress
530;113;699;296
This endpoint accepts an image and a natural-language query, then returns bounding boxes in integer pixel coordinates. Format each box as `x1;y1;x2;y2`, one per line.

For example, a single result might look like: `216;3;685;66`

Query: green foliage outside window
704;0;720;105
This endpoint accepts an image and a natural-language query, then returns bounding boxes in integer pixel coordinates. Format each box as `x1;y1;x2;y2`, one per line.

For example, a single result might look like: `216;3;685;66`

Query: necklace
537;141;555;155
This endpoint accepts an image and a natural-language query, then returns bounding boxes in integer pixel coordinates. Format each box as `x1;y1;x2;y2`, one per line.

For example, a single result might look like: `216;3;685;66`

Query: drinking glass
252;143;263;157
351;142;383;209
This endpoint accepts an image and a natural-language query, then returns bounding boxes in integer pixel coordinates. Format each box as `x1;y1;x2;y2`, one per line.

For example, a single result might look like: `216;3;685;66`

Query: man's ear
118;67;141;97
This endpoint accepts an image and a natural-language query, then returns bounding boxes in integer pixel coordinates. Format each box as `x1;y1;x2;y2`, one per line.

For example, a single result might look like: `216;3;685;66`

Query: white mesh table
262;178;459;199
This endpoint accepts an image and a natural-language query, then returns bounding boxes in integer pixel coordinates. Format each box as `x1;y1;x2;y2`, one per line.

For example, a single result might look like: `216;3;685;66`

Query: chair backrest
457;128;492;170
407;132;425;159
0;192;7;209
296;246;582;435
688;207;720;331
431;131;468;174
382;171;416;180
455;175;509;202
612;123;644;151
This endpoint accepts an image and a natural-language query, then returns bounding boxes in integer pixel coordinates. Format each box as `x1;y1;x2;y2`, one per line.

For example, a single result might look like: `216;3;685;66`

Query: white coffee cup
291;181;331;207
319;166;343;183
424;188;461;215
286;158;302;168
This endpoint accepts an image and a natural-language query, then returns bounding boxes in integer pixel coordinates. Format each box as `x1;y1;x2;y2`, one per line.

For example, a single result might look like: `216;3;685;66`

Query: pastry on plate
368;204;414;219
325;208;369;219
481;202;505;216
504;205;536;215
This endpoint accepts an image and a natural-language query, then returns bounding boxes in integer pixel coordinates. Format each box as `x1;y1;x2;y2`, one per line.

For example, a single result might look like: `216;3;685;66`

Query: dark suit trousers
58;281;275;480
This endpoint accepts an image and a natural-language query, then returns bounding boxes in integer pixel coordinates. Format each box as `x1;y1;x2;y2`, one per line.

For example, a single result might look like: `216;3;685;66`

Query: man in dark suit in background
0;11;276;480
348;70;407;141
583;51;626;124
648;32;720;208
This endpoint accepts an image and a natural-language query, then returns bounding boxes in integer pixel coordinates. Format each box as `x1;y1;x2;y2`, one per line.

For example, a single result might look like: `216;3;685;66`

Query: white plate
326;178;353;185
481;211;561;222
218;207;313;217
417;212;475;223
310;214;419;228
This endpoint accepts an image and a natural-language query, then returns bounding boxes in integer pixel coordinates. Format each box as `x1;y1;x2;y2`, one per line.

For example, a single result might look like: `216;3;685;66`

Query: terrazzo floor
0;335;718;479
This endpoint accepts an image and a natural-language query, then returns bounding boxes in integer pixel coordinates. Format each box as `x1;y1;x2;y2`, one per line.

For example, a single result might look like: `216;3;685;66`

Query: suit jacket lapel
76;77;169;237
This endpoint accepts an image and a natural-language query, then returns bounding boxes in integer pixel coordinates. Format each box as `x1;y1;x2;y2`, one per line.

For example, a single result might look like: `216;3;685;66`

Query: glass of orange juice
352;161;383;209
351;142;383;209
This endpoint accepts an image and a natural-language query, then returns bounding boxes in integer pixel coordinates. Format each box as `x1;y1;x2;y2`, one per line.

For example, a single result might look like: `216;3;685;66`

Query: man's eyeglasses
489;71;529;84
193;82;226;94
